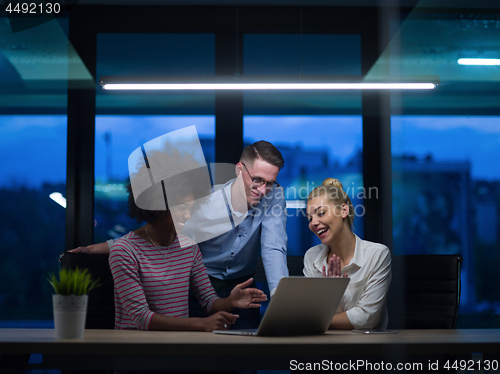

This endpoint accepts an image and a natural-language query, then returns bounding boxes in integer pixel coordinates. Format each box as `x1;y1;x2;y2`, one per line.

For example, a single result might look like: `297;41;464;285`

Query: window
392;115;500;327
0;115;66;326
96;33;215;115
94;115;215;243
243;34;363;258
0;17;68;327
95;34;215;243
244;115;363;256
388;13;500;327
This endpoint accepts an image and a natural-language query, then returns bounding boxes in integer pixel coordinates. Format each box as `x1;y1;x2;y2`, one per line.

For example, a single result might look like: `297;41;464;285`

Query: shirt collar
312;244;330;272
223;179;250;218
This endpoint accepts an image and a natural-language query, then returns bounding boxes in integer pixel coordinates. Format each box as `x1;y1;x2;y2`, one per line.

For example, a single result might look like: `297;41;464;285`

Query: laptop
213;276;350;336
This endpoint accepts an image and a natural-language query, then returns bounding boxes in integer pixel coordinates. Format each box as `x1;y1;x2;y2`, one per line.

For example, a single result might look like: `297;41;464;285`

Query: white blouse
303;235;391;329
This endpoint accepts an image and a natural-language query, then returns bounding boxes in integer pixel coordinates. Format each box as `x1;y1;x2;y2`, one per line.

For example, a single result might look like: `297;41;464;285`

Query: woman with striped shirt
108;150;266;332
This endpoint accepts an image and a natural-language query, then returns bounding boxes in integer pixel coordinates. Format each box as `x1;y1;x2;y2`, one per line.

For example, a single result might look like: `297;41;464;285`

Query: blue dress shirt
183;179;289;294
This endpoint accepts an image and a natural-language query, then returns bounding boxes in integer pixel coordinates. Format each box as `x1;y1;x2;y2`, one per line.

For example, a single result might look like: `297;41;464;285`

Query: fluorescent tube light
49;192;67;208
102;83;435;90
100;76;438;91
286;200;307;209
457;58;500;66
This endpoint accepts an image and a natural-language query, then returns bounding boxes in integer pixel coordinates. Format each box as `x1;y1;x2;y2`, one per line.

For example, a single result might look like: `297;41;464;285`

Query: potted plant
47;267;100;339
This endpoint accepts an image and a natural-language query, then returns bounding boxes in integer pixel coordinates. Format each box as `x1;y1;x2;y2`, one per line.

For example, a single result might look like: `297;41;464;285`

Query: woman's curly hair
126;150;210;224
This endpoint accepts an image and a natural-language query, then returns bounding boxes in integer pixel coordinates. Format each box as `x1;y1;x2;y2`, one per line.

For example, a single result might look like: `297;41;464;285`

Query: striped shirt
109;232;218;330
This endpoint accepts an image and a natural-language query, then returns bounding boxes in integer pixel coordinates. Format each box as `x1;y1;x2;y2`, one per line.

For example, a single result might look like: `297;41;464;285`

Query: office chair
59;251;115;329
387;254;463;329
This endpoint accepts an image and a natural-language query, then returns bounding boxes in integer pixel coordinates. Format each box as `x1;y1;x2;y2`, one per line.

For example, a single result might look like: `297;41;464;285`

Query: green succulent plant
47;267;100;296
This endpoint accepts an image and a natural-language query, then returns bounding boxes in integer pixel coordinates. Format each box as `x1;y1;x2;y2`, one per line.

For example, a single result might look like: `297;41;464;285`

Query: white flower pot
52;294;88;339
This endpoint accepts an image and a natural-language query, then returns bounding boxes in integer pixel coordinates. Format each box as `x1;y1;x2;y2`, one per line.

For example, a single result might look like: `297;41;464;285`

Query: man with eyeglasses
186;140;289;330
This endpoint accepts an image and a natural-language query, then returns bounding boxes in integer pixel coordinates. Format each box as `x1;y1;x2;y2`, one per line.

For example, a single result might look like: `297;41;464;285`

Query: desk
1;328;500;371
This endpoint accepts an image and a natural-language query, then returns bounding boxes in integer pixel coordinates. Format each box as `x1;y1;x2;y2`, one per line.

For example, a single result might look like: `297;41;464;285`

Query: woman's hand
201;311;239;332
229;278;267;309
322;255;348;278
149;311;239;332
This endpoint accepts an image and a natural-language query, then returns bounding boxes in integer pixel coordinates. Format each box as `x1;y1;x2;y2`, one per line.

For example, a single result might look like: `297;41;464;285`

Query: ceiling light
49;192;67;208
286;200;306;209
457;58;500;66
100;76;438;91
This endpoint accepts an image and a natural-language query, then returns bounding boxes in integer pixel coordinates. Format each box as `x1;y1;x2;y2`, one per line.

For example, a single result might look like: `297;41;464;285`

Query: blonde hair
307;178;355;231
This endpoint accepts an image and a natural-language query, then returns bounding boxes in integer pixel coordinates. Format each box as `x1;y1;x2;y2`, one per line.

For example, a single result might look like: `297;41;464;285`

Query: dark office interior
1;0;500;352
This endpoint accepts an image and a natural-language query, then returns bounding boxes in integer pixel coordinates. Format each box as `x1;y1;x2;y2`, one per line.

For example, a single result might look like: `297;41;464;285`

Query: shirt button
231;252;234;255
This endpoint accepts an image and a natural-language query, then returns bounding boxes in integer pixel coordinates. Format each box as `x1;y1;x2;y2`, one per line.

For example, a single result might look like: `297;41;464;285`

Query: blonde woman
304;178;391;330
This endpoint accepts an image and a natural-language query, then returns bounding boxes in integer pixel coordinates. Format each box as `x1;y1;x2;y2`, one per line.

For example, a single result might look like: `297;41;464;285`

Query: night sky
1;114;499;188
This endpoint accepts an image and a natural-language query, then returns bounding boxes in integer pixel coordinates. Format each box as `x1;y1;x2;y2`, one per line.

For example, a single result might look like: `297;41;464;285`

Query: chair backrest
387;254;462;329
59;252;115;329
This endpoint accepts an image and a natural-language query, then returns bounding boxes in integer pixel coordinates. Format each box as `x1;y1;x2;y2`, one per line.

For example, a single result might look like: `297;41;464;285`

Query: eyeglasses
241;163;280;190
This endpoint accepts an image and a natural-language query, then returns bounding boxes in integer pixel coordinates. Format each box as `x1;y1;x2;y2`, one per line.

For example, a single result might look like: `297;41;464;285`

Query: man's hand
67;242;110;255
229;278;268;309
202;311;238;332
322;255;348;278
67;246;91;254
